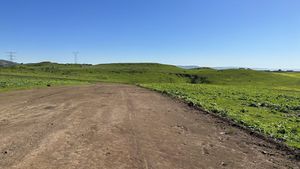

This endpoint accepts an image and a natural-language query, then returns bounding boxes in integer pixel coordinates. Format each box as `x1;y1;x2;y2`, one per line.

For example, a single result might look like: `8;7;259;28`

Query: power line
73;52;79;64
6;52;16;62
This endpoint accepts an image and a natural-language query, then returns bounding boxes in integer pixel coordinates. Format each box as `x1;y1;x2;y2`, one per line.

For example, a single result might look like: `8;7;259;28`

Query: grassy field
0;62;300;148
275;72;300;79
0;74;88;92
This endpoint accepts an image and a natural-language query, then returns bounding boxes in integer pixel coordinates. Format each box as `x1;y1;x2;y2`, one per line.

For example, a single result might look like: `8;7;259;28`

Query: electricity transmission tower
73;52;79;64
7;52;16;62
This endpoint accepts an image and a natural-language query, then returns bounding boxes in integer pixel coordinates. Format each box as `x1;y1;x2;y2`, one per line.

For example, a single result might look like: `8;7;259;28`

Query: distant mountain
178;65;300;72
0;60;18;67
212;67;240;70
177;65;201;69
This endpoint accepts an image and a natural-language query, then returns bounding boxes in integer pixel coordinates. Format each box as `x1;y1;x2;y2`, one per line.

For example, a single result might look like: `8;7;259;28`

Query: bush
191;76;210;84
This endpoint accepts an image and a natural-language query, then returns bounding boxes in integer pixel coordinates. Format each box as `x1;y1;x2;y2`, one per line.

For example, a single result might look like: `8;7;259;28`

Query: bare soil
0;84;299;169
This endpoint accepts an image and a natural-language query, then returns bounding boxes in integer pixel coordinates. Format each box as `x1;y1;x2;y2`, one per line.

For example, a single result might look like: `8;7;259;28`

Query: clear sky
0;0;299;69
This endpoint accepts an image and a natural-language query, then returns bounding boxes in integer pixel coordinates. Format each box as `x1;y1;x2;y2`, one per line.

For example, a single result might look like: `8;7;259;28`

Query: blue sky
0;0;299;69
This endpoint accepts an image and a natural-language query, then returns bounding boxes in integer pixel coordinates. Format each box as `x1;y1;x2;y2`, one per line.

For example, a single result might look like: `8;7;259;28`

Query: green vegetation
0;74;87;92
275;72;300;79
0;62;299;148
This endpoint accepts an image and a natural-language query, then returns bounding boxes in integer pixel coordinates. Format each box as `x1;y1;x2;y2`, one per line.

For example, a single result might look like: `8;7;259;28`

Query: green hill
0;62;299;88
0;62;188;84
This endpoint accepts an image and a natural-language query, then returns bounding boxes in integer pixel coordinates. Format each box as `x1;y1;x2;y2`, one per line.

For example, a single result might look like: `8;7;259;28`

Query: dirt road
0;84;298;169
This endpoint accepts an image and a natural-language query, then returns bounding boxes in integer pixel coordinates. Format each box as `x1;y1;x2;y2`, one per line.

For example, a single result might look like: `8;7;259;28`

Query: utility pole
73;52;79;64
7;51;16;62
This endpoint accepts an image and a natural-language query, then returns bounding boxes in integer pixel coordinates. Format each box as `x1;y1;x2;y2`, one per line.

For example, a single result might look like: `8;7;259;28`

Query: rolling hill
0;60;17;67
0;62;299;87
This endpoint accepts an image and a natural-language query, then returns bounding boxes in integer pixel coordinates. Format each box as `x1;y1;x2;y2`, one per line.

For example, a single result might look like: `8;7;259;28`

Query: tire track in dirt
121;90;149;169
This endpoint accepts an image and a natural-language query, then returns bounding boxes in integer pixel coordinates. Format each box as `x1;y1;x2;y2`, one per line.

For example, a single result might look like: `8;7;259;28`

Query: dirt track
0;84;298;169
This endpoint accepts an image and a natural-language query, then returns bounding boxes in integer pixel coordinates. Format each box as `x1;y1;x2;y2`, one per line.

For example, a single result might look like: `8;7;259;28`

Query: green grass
1;62;300;149
275;72;300;79
0;74;88;92
141;83;300;148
